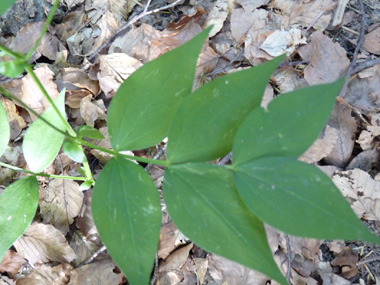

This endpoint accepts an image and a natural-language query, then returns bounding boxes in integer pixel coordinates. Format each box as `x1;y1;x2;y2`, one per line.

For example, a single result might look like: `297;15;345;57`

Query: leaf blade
167;56;285;163
0;176;39;261
108;28;211;151
233;79;343;165
0;101;10;157
23;89;66;172
164;163;286;284
233;157;380;244
92;157;161;284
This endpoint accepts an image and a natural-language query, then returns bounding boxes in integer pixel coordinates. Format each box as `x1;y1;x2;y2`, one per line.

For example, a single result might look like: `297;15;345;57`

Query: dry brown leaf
333;169;380;220
207;254;272;285
98;53;143;97
236;0;269;11
272;67;308;93
55;10;87;42
40;179;84;235
158;222;188;260
203;0;230;37
19;65;59;120
357;113;380;150
298;31;350;85
15;263;72;285
9;22;43;54
69;230;101;266
300;125;338;164
260;28;306;57
69;259;123;284
324;103;357;168
80;95;106;127
110;24;163;63
0;250;25;277
1;98;26;140
76;189;101;246
156;271;182;285
166;7;207;31
363;26;380;55
347;149;380;172
13;223;76;265
273;0;336;31
344;64;380;114
194;258;208;284
159;243;193;273
85;0;128;23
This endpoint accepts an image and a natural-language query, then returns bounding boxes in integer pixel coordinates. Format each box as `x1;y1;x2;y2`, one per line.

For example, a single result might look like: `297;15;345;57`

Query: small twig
80;245;107;266
339;0;366;97
352;57;380;74
357;255;380;266
284;233;293;283
218;152;232;166
149;255;159;285
88;0;182;63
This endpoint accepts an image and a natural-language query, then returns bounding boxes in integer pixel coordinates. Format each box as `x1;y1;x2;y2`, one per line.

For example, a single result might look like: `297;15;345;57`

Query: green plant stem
0;162;86;180
0;86;72;138
25;0;60;60
82;156;93;181
0;45;23;59
79;140;169;167
24;65;76;137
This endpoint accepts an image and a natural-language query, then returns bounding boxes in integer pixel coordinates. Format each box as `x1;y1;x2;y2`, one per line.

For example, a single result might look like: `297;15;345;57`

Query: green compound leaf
76;125;105;140
108;27;212;151
233;79;344;165
92;157;161;284
167;56;285;163
0;176;38;261
0;101;10;157
164;163;286;284
62;139;85;163
233;157;380;245
0;0;16;16
23;89;66;173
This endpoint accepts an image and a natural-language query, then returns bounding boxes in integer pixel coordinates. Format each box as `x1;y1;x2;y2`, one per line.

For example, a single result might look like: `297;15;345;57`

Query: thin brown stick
352;57;380;74
88;0;182;63
284;233;293;283
339;0;366;97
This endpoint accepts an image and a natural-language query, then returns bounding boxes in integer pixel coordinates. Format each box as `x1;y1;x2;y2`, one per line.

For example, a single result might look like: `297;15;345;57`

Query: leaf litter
1;0;380;284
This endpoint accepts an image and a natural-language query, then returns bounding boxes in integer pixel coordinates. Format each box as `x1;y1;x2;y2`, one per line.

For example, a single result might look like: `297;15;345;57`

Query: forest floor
1;0;380;284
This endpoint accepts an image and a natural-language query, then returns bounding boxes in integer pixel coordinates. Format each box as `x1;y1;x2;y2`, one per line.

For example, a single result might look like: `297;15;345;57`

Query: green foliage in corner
0;24;379;285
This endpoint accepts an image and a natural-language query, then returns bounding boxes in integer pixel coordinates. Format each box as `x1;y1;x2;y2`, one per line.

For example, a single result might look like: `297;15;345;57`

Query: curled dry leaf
159;243;193;273
333;169;380;221
0;250;25;277
98;53;143;98
13;223;76;265
260;28;306;57
15;263;73;285
70;230;101;266
203;0;230;37
69;259;123;284
357;113;380;150
324;103;357;168
20;65;59;120
40;179;84;235
1;98;26;140
80;95;106;127
158;221;188;260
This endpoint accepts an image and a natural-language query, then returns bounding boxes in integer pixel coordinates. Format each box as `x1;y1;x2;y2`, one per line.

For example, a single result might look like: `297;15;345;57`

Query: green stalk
79;140;169;167
25;0;60;60
0;162;86;180
0;86;72;138
24;65;76;137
